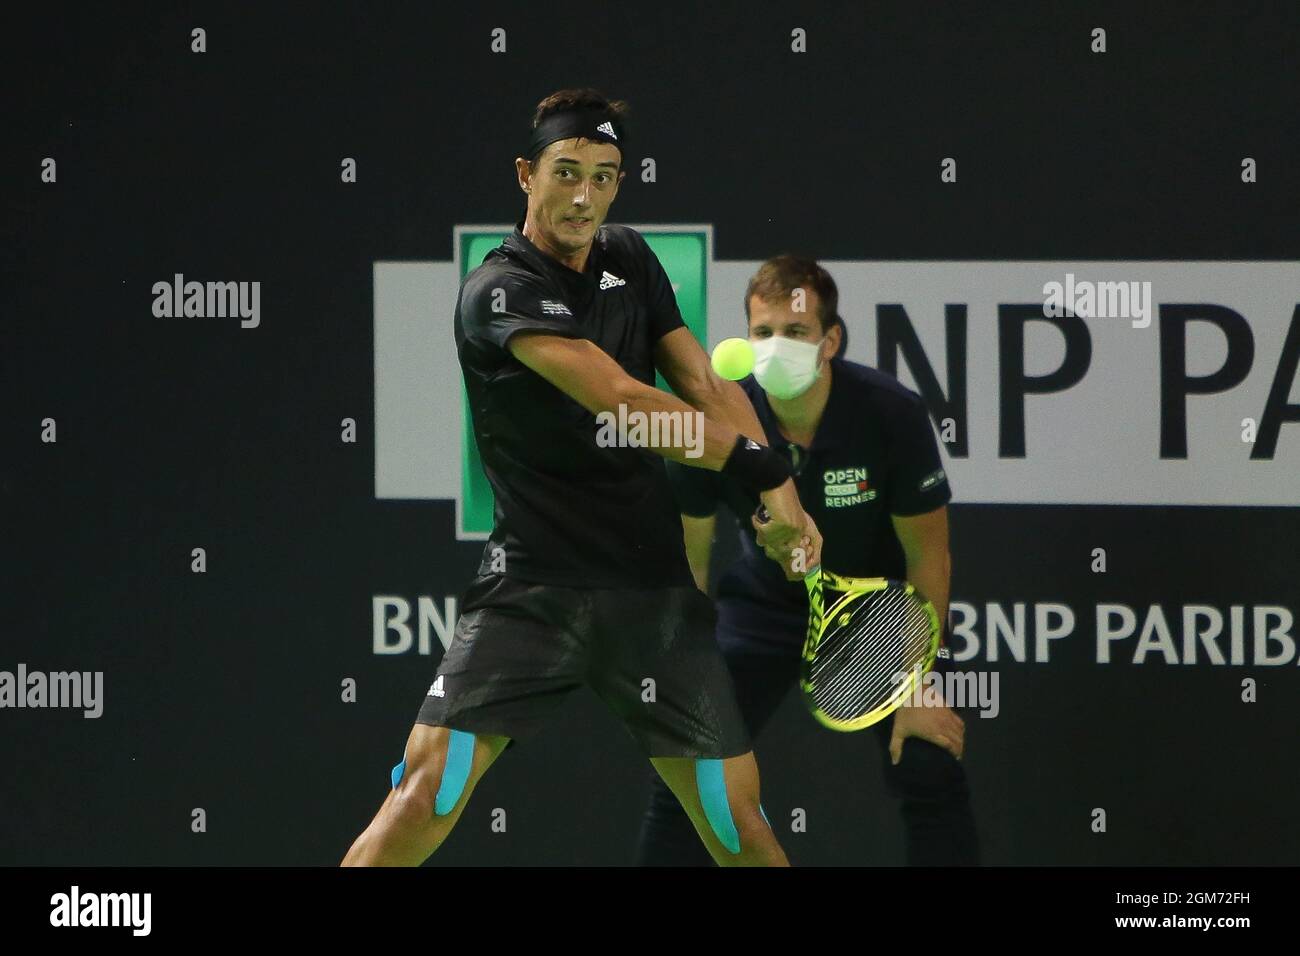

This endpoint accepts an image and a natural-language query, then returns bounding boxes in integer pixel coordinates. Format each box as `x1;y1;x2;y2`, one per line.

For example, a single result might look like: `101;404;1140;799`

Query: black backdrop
4;2;1298;866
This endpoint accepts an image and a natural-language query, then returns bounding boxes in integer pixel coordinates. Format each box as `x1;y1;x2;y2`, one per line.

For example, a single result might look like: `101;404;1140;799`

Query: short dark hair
744;255;840;333
529;88;629;166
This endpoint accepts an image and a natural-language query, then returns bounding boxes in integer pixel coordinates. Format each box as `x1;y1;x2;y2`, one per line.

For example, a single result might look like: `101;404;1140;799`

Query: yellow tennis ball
711;337;755;380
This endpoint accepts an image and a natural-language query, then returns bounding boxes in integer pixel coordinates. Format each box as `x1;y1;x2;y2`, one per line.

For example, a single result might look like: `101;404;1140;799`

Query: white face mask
751;335;826;400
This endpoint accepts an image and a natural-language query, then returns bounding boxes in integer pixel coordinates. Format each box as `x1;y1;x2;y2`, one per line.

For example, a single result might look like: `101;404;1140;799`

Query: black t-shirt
454;219;694;588
668;357;952;612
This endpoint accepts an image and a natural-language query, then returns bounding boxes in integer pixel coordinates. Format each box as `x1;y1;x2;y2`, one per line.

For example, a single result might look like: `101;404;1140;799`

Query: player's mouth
564;217;591;229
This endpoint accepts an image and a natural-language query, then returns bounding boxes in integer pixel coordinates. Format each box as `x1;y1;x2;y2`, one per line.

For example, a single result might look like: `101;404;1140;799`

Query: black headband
525;107;625;163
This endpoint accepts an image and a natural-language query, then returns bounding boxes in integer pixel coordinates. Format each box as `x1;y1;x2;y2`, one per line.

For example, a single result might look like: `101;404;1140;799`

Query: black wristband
721;434;792;494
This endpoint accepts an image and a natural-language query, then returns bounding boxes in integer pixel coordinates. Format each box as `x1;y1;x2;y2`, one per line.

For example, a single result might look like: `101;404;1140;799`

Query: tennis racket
756;506;942;731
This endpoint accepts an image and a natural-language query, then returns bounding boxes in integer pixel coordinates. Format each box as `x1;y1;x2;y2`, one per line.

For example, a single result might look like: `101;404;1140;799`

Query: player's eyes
555;169;610;184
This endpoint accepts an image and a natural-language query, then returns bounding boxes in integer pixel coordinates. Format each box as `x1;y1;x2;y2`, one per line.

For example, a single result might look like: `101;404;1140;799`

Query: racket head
799;570;941;732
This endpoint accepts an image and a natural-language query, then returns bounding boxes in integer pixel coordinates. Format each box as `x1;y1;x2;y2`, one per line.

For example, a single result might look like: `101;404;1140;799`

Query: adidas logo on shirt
599;271;626;290
539;300;572;315
596;121;617;139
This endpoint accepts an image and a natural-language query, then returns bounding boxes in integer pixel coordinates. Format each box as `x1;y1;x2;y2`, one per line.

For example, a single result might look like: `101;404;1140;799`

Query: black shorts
416;573;752;759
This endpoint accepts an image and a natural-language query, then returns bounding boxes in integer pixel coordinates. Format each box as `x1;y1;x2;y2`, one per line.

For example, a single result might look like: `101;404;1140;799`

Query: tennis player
342;89;821;866
636;256;980;865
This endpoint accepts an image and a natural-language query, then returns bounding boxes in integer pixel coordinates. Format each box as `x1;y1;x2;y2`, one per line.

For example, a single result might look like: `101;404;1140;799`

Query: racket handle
754;506;820;585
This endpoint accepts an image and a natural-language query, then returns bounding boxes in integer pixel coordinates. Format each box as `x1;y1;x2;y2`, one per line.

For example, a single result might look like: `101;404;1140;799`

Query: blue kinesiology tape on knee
695;758;741;854
434;729;476;815
390;757;407;790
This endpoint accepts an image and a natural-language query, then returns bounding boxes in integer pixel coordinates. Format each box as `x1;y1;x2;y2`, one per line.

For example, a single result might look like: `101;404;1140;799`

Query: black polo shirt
454;219;695;588
667;357;951;613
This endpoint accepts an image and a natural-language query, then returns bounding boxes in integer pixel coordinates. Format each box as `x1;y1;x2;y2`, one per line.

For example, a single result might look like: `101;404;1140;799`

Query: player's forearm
660;374;808;538
607;378;741;468
683;375;768;446
686;378;806;526
905;550;951;633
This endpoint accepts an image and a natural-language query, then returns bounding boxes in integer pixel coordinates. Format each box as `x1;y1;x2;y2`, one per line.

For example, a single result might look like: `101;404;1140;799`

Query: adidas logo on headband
596;121;617;139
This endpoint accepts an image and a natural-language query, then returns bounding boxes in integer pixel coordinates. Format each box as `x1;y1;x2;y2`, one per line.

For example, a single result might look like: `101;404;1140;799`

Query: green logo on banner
456;228;709;538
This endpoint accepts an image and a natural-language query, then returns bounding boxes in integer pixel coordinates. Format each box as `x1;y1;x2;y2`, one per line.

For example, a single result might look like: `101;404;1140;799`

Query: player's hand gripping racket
756;505;942;731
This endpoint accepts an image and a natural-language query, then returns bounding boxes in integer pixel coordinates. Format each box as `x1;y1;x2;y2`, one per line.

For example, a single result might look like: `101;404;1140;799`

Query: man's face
747;291;838;361
519;138;624;253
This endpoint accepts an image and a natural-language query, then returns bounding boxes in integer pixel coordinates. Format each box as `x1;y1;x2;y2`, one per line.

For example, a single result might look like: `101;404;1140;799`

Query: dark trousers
635;608;981;865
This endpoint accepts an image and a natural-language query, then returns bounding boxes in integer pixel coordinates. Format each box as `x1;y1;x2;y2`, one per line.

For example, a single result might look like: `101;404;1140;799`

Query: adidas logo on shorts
599;271;626;291
427;675;446;698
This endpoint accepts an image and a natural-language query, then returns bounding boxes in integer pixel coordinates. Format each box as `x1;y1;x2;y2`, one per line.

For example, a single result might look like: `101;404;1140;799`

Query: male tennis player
342;89;821;866
636;256;980;865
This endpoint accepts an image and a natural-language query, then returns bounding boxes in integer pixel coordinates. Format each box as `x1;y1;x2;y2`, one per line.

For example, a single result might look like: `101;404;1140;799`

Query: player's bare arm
507;331;741;467
653;325;822;573
654;326;767;443
506;330;817;568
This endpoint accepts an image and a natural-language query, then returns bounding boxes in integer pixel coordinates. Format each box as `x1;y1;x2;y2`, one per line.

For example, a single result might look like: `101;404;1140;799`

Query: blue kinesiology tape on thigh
760;803;769;826
434;729;476;815
695;758;741;854
390;756;407;789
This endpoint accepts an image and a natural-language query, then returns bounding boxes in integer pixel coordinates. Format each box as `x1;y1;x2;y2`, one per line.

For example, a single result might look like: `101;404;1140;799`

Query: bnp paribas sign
376;227;1300;529
375;225;712;539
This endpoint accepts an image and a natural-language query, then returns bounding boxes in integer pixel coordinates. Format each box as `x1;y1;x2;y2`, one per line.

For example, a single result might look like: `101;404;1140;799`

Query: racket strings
808;587;934;720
